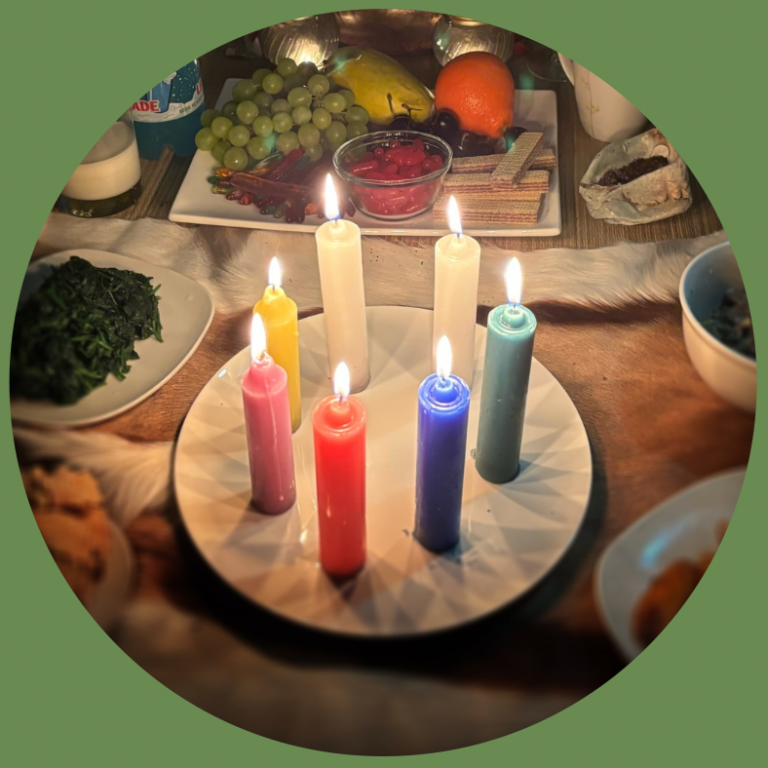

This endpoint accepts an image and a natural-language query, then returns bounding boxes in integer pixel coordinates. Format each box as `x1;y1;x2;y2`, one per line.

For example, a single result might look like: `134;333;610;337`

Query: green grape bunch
194;58;371;172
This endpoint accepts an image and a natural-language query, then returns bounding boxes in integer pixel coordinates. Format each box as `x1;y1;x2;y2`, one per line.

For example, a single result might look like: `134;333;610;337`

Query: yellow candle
254;257;302;432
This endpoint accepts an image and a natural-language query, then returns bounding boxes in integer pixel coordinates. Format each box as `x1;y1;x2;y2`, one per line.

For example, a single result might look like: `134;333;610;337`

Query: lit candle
312;362;367;577
475;258;537;483
242;314;296;514
254;257;302;432
314;175;370;393
414;336;471;552
433;196;481;386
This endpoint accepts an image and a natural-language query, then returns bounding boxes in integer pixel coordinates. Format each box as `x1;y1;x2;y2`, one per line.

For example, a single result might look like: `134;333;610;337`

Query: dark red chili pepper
266;148;305;181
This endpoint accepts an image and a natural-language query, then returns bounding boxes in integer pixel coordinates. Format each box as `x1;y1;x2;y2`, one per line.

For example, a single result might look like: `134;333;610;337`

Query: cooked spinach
11;256;162;404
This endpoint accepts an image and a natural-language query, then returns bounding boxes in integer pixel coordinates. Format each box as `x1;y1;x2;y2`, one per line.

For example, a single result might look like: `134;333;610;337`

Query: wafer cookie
434;200;541;225
533;149;557;170
451;148;556;174
490;132;544;185
450;156;502;174
443;170;550;193
436;188;543;206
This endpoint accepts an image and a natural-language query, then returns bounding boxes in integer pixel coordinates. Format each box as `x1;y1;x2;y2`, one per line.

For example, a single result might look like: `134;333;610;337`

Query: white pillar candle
315;176;370;393
433;196;481;386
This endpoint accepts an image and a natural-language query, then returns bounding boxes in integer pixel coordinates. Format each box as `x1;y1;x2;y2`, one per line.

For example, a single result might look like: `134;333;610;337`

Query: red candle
312;362;367;577
242;314;296;515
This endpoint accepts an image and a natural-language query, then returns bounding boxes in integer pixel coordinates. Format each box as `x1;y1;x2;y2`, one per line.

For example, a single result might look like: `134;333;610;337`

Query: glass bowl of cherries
333;130;452;221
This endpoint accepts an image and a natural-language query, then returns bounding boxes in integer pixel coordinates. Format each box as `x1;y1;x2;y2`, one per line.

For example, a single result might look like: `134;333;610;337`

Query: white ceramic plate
89;521;135;632
170;80;561;237
175;306;591;637
596;467;745;661
11;249;214;428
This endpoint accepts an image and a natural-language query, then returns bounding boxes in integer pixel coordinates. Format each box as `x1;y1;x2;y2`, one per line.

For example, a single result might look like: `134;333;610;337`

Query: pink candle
242;314;296;515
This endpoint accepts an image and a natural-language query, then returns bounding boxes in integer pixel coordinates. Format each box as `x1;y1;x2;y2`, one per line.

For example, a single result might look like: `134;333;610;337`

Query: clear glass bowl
333;130;452;221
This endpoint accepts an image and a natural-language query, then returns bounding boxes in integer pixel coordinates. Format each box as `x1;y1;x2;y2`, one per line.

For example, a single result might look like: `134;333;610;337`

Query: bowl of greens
11;250;214;427
12;256;163;405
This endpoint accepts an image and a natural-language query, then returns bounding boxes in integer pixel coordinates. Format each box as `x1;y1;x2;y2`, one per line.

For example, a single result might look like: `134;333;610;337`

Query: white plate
175;306;591;637
12;249;214;428
595;467;745;661
89;521;135;632
170;80;561;238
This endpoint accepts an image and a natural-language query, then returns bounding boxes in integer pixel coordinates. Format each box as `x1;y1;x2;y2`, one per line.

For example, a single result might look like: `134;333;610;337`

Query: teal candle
475;259;537;483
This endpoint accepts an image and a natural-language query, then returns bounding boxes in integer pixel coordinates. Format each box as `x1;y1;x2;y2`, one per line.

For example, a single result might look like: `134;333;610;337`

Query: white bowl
679;241;756;412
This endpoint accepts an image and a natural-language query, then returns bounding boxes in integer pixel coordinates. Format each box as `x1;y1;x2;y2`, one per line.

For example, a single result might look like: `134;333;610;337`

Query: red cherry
401;164;423;179
403;150;425;166
349;160;379;176
422;155;444;173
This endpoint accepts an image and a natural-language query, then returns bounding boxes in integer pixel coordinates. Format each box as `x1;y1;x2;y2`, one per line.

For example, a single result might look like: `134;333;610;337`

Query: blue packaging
131;61;205;160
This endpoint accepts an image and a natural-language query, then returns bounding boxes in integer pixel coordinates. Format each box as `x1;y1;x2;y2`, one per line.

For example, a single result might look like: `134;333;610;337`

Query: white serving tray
170;80;561;238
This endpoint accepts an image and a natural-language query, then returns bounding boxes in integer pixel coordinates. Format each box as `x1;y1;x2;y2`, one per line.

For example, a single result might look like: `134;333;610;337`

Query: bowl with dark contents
680;241;756;412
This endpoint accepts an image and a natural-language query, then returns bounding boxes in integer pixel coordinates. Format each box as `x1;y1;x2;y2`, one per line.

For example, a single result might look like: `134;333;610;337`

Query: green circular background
2;2;761;764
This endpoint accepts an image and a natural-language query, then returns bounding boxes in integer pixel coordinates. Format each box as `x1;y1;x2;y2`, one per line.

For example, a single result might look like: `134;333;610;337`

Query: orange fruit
434;52;515;139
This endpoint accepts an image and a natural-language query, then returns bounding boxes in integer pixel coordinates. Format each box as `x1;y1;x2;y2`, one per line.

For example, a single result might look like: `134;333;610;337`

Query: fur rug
34;214;728;312
18;214;729;527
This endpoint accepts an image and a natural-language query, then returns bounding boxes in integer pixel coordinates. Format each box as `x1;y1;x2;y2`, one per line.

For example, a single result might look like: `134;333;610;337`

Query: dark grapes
430;110;460;143
389;115;416;131
453;132;496;158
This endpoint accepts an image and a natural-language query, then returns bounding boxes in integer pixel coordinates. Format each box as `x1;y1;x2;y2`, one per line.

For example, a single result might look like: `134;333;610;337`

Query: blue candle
475;259;537;483
415;337;471;552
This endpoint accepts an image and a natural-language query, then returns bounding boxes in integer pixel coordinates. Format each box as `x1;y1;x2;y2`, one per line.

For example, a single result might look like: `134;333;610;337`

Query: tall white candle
315;176;370;392
433;196;481;386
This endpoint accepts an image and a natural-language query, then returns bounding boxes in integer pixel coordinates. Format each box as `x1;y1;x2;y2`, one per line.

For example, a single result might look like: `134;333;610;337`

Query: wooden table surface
118;43;722;251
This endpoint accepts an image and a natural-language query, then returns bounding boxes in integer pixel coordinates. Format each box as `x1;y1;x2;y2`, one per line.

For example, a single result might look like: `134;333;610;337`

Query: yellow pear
327;47;434;125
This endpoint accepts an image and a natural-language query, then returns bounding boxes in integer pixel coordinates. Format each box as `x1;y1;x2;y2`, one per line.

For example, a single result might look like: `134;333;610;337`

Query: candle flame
436;336;452;379
324;174;340;221
334;362;351;400
250;313;267;362
447;195;462;237
268;256;281;289
506;258;522;306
